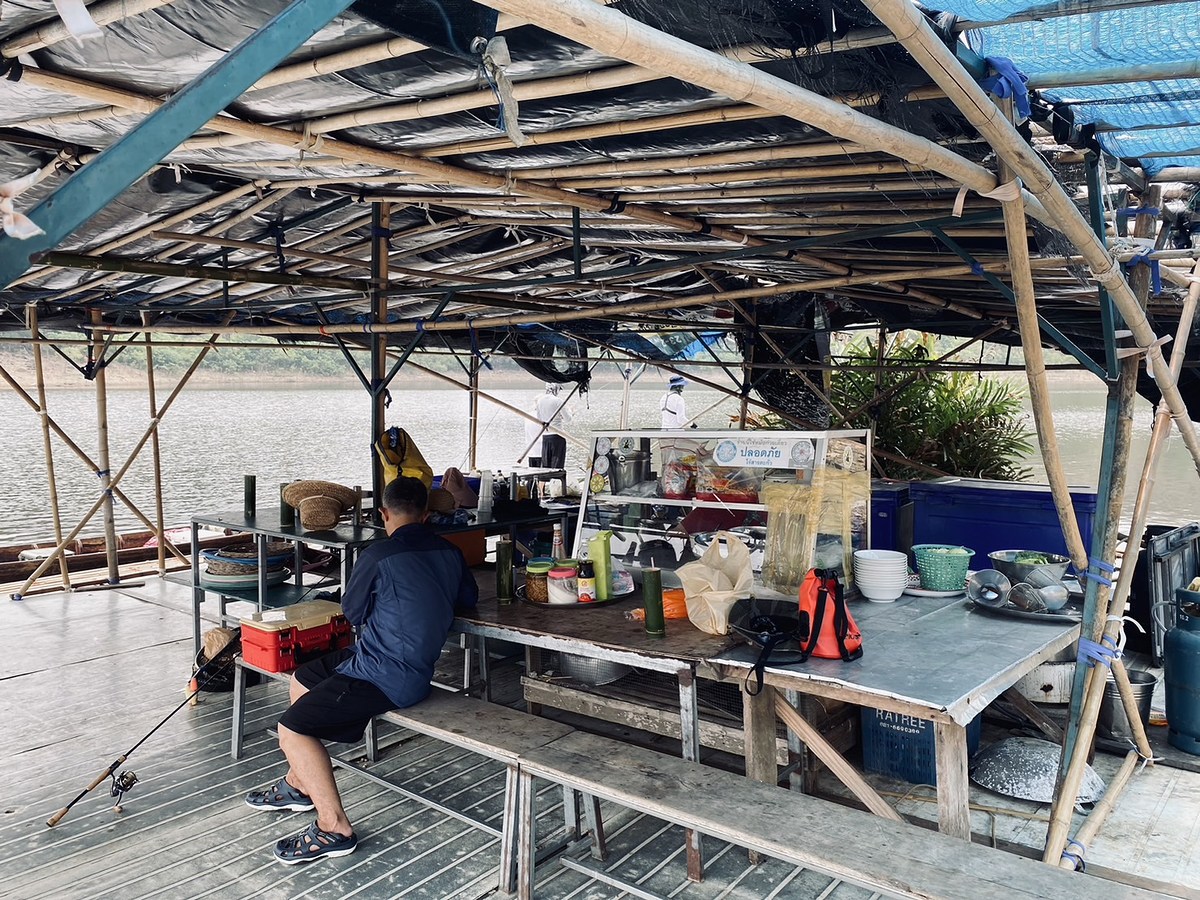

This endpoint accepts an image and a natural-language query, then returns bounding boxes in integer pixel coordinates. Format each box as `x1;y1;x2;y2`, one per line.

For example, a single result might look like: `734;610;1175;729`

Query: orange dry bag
798;568;863;661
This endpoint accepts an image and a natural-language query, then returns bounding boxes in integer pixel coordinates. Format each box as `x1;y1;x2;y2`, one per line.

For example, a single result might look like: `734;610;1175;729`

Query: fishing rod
46;636;242;827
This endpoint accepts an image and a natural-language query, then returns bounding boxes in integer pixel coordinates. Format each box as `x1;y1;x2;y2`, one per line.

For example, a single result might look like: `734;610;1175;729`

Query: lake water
1;377;1197;545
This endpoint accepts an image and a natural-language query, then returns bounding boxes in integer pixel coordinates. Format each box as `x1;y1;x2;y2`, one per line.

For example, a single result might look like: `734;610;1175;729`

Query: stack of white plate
852;549;909;602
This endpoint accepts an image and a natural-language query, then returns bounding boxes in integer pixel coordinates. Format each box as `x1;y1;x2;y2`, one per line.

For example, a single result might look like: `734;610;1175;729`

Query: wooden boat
0;527;244;584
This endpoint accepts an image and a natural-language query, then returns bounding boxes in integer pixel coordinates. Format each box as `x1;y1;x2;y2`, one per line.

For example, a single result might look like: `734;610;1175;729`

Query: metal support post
370;203;390;515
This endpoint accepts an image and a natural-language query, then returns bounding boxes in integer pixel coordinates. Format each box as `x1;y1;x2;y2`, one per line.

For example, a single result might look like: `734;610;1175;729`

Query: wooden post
26;305;71;591
143;313;167;574
91;308;121;585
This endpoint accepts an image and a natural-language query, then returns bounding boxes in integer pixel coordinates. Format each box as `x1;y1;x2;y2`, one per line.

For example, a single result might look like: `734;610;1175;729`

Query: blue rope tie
970;261;985;277
468;321;494;371
1061;838;1086;871
1124;251;1162;296
1115;207;1160;219
1090;557;1115;573
980;57;1031;119
1079;556;1115;587
1078;636;1119;670
95;469;109;479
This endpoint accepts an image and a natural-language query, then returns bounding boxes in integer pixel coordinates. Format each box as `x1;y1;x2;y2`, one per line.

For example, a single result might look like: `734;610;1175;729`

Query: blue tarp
930;1;1200;173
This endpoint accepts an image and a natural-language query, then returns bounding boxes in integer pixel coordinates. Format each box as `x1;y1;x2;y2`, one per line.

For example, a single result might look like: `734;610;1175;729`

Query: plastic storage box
909;477;1097;571
870;480;912;553
861;708;982;785
241;600;352;673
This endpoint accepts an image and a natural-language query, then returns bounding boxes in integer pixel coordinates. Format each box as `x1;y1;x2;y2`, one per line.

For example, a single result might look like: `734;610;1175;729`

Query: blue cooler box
870;480;912;552
909;477;1097;571
861;708;982;785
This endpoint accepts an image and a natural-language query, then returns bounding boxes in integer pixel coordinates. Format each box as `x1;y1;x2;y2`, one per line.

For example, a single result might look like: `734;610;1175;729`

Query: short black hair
383;476;428;516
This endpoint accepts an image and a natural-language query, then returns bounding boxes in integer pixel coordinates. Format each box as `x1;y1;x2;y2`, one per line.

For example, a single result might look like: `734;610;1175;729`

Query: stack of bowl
853;549;910;602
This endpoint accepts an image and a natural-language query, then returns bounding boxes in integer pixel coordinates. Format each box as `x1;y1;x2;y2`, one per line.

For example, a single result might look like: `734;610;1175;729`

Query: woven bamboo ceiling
0;0;1197;416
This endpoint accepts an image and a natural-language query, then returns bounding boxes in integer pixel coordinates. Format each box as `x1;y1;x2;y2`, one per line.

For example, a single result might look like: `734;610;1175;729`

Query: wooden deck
1;584;890;900
6;576;1199;898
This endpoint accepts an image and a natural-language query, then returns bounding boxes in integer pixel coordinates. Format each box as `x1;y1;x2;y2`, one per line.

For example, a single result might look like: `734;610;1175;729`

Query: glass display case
573;429;872;592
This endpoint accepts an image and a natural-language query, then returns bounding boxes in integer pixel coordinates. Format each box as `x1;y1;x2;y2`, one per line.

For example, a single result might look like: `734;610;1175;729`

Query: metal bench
514;730;1161;900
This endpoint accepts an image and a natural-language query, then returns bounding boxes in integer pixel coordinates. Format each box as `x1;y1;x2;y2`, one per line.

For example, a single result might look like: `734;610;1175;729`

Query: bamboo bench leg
582;793;607;861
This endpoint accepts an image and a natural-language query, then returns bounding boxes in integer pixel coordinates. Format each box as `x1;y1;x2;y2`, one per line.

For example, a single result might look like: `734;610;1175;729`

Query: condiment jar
547;567;579;605
524;560;554;603
577;560;596;603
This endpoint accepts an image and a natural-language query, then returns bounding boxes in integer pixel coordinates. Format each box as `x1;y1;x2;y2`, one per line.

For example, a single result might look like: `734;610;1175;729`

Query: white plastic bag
676;531;753;635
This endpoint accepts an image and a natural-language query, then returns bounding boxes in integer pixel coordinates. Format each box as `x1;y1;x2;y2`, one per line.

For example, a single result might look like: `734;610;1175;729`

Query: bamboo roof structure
0;0;1195;419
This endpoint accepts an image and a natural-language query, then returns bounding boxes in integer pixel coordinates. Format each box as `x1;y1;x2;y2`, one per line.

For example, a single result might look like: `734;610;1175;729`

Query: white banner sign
712;437;815;469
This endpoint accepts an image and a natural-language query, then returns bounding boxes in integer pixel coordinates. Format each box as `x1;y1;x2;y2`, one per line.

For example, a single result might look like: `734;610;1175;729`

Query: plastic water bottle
477;470;494;515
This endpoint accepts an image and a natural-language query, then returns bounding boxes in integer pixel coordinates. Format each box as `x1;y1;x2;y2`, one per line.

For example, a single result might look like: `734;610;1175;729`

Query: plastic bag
374;427;433;487
676;531;753;635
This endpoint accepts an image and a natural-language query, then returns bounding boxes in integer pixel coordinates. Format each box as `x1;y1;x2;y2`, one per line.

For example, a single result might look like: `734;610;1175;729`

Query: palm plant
829;335;1034;481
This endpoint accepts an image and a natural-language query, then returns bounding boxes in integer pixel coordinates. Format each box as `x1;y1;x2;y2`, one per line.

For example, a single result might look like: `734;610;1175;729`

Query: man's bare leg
278;724;353;838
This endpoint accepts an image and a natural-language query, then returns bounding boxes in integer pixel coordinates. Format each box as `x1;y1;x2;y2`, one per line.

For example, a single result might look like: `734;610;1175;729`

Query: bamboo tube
152;230;372;270
143;315;167;575
27;305;72;591
859;0;1200;478
0;361;189;567
995;117;1087;570
559;160;924;191
0;0;174;56
1057;750;1140;871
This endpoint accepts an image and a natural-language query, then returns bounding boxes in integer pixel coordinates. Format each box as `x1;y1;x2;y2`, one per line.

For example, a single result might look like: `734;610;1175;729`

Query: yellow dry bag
374;426;433;488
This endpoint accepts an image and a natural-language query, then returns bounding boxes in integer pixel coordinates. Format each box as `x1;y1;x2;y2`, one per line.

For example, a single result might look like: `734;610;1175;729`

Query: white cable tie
952;184;969;218
978;179;1023;202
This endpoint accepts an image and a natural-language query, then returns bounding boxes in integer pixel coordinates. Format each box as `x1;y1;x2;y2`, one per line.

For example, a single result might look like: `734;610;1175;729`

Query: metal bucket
607;451;651;493
1099;669;1157;741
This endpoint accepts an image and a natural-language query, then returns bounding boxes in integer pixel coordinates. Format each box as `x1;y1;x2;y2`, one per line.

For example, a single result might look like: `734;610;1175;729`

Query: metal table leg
231;661;247;760
191;520;202;655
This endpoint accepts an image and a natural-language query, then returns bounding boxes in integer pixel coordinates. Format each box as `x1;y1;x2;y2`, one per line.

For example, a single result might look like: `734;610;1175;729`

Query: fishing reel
109;770;138;813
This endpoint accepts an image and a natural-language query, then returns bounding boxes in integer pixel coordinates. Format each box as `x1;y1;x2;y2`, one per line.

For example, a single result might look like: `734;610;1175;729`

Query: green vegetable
1014;552;1053;565
929;547;970;556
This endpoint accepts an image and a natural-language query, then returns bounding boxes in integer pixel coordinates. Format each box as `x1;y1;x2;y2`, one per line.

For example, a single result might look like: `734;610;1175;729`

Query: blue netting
947;3;1200;171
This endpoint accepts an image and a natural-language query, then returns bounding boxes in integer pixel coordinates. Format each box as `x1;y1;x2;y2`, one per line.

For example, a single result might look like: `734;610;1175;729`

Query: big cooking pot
607;450;652;493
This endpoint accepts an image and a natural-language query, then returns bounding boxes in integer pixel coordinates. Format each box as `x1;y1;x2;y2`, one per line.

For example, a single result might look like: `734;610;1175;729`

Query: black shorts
278;649;396;743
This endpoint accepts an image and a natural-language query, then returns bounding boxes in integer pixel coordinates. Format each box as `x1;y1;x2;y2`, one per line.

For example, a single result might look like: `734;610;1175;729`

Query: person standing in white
535;383;572;467
660;375;689;429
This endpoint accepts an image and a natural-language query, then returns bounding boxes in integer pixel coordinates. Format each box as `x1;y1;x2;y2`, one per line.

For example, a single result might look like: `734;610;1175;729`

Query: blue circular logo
715;440;737;464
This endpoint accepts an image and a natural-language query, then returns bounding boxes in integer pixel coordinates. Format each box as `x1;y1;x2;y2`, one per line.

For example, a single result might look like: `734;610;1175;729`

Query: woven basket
282;480;358;530
202;541;292;576
912;544;974;592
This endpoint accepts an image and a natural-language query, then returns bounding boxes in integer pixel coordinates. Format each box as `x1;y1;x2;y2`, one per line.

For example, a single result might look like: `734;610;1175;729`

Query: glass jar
524;560;554;603
547;567;579;605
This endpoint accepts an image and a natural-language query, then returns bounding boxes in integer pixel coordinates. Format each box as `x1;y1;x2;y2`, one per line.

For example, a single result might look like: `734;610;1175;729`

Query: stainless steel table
455;582;1079;843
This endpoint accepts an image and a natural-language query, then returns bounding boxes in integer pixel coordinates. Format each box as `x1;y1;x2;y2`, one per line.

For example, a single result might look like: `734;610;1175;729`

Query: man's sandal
245;777;315;812
273;821;358;864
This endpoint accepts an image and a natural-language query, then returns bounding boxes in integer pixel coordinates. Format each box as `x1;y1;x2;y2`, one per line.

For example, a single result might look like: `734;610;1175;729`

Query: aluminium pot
607;450;652;493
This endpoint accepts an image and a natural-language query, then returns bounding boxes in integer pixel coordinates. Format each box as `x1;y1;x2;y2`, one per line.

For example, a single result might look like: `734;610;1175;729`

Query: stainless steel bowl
987;550;1071;585
556;653;632;686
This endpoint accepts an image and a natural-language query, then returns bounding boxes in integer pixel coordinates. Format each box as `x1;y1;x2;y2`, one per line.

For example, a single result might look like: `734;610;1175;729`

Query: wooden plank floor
0;584;884;900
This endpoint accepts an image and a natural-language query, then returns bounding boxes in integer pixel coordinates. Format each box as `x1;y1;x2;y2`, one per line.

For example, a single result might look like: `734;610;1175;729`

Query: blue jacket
336;523;478;708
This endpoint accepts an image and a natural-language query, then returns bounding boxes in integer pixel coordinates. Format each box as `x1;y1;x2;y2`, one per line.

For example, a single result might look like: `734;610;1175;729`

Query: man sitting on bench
244;475;479;864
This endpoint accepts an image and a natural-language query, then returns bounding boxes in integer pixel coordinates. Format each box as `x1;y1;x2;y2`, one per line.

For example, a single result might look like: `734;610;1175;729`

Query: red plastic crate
240;600;352;673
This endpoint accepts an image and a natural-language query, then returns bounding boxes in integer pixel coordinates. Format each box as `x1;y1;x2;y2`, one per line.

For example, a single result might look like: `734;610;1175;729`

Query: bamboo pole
0;0;174;56
1057;750;1140;871
26;305;72;591
859;0;1200;478
0;361;190;567
143;314;167;575
994;111;1087;570
6;325;225;596
1043;262;1200;863
91;309;121;585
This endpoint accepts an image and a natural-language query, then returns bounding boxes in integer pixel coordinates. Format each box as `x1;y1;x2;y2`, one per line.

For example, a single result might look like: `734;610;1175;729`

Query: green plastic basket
912;544;974;592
